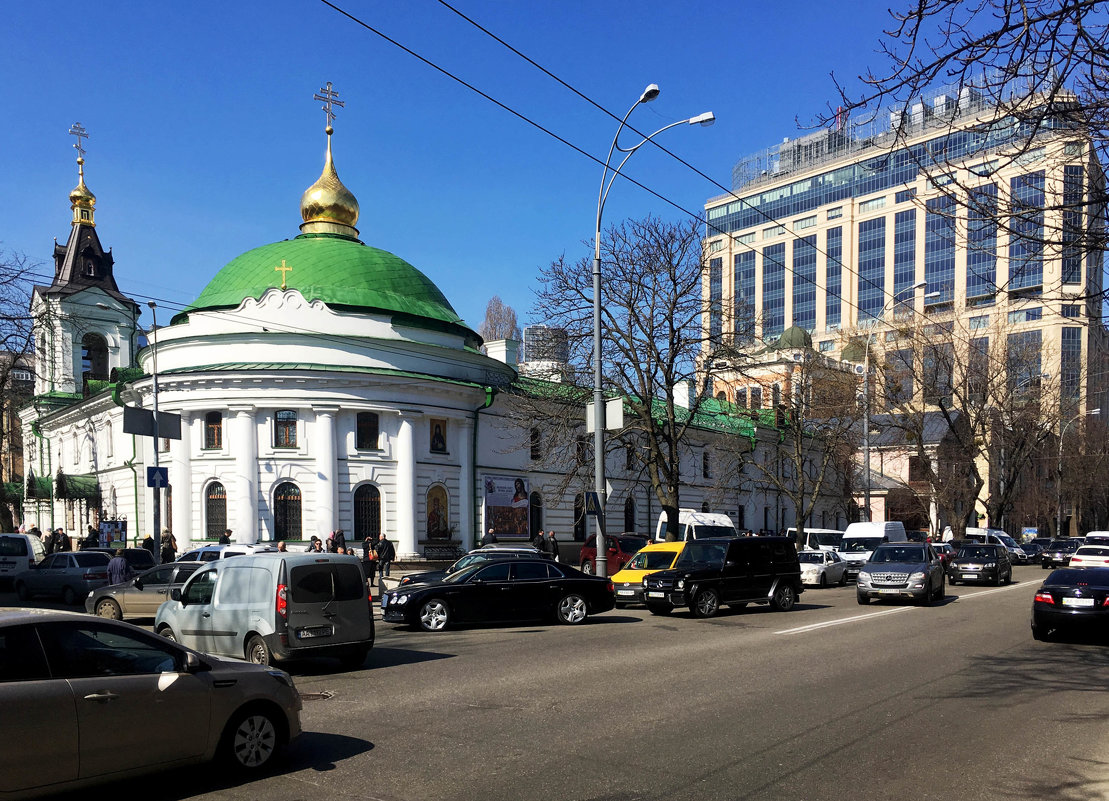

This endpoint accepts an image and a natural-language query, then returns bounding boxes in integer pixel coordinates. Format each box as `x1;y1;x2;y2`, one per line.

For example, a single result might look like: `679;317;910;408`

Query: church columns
230;406;258;544
458;417;475;549
395;412;418;558
170;411;193;548
313;406;338;540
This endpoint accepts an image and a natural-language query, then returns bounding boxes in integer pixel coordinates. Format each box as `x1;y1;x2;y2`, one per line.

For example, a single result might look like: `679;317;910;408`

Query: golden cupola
299;125;360;238
70;156;96;227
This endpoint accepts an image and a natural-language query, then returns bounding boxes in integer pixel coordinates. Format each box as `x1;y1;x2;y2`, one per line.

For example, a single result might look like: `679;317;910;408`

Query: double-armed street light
591;85;713;577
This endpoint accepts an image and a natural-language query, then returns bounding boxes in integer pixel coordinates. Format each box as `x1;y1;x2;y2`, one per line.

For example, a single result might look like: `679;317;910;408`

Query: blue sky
0;1;901;335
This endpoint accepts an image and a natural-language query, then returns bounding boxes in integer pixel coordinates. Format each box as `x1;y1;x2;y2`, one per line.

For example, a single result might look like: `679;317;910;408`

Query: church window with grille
205;412;223;450
274;410;297;448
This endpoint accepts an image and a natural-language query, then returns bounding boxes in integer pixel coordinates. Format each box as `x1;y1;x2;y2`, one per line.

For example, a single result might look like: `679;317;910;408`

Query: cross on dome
68;122;89;160
313;82;344;133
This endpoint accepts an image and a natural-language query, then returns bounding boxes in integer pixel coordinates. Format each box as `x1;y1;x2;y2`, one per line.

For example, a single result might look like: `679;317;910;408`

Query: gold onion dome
299;131;359;237
69;157;96;225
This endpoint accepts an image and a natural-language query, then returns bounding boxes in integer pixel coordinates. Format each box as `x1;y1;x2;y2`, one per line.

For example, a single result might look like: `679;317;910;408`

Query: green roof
175;233;477;341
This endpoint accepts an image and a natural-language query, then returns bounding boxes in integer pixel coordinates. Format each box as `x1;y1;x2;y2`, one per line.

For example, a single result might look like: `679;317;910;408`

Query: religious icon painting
430;418;448;453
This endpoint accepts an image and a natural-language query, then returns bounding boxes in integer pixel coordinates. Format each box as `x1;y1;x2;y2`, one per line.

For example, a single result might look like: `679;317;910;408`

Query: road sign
584;491;603;517
147;466;168;488
123;406;182;439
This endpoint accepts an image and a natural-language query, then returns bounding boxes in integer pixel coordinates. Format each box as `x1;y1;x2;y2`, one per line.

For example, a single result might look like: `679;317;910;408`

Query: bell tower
31;124;140;398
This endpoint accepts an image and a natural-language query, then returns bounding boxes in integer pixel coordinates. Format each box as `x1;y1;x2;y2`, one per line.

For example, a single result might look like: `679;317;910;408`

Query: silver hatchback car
0;608;302;798
85;561;204;619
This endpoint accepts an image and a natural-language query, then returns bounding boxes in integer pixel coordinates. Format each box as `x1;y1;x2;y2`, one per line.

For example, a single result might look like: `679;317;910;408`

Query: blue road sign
147;466;168;488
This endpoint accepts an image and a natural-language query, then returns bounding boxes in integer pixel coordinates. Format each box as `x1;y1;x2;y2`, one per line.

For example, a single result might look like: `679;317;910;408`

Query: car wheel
818;573;827;588
158;626;177;642
245;635;272;665
338;647;370;670
770;583;796;611
95;598;122;619
61;586;78;606
949;577;958;586
1042;563;1049;570
219;706;282;771
936;575;945;601
557;593;588;624
857;593;870;605
14;582;29;602
646;603;671;616
690;588;720;619
1003;569;1012;585
918;583;933;606
580;560;595;576
419;598;450;631
838;571;847;587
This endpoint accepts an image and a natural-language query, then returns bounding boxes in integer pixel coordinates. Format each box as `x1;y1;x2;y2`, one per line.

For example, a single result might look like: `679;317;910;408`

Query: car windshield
842;537;884;553
692;525;735;539
673;542;728;569
958;546;994;559
998;535;1020;549
1076;547;1109;557
1048;540;1079;551
625;551;678;570
442;564;489;585
813;532;842;548
798;552;825;564
870;546;926;563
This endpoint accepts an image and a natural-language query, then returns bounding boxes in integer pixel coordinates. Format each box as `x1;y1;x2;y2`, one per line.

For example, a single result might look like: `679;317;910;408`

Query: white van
654;509;737;542
156;552;374;668
959;527;1029;563
839;521;908;579
0;533;46;589
786;527;844;552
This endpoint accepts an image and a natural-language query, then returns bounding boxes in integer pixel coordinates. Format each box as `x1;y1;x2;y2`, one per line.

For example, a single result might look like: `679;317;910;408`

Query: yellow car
610;542;685;606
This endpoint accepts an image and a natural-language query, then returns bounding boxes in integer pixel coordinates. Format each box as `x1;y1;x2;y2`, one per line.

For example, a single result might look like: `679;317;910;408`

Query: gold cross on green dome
275;260;292;289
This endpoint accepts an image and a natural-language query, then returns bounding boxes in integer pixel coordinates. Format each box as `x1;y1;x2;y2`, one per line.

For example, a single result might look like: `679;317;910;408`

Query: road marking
776;582;1029;635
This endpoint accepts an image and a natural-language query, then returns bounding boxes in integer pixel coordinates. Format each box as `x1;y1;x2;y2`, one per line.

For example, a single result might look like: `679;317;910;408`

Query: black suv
642;537;802;618
948;543;1012;586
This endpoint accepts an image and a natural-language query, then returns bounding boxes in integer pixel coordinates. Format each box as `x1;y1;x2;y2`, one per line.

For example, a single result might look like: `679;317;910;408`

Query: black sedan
397;546;546;588
1041;538;1082;569
382;559;614;631
1032;567;1109;640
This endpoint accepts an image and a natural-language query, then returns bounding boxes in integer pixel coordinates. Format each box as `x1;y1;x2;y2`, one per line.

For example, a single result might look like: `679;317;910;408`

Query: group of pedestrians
531;529;560;561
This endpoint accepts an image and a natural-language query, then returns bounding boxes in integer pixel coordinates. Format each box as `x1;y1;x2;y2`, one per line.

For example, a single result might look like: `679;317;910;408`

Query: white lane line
775;582;1029;635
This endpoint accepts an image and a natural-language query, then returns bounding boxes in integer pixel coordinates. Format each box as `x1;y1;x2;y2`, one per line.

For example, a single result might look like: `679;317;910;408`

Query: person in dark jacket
531;530;550;555
481;527;498;546
218;529;232;545
548;530;560;562
374;533;396;579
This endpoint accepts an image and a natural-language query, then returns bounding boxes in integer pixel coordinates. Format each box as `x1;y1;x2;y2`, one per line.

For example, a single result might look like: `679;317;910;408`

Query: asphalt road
21;564;1109;801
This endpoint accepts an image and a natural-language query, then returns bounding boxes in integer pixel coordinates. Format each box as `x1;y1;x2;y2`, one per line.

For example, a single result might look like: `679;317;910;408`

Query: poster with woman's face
430;419;447;453
483;475;529;538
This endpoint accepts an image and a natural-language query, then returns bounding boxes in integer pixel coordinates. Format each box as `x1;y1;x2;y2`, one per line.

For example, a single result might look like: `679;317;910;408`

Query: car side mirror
133;578;144;590
170;588;183;604
183;651;209;673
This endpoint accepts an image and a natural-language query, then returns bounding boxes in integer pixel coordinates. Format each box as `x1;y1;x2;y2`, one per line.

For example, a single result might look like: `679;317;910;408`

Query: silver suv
856;543;945;606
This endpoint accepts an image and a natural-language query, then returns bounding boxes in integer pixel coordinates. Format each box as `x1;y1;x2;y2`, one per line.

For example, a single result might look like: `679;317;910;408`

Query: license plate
616;590;635;596
1063;597;1095;607
297;625;334;639
879;589;901;594
962;574;979;580
647;591;665;598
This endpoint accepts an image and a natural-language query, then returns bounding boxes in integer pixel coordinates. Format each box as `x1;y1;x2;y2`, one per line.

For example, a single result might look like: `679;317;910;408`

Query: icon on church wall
426;486;449;540
430;419;447;453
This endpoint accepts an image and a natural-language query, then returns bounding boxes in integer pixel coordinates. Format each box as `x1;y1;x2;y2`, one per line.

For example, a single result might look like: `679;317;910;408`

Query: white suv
177;543;279;562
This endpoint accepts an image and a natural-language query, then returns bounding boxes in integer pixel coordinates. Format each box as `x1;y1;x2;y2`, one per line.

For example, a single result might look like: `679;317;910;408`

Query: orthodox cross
313;82;344;130
275;260;292;289
68;122;89;159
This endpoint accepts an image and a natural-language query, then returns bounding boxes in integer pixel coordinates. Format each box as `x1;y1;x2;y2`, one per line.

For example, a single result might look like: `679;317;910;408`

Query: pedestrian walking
374;532;396;580
160;529;177;563
309;536;323;553
141;534;156;559
107;546;133;586
549;530;560;562
482;527;498;546
53;528;72;552
218;528;232;545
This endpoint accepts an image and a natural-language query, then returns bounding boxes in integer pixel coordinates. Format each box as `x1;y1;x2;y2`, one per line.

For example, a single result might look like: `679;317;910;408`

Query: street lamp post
591;85;713;578
861;281;928;521
1057;407;1099;537
148;301;163;561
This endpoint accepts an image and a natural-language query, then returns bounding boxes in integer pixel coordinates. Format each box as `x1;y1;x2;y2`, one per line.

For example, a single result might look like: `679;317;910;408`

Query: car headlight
858;571;871;581
909;571;926;581
676;579;685;590
396;594;409;605
266;669;295;689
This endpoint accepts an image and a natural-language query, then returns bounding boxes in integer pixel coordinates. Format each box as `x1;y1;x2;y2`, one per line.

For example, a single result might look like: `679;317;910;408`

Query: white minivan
654;509;737;542
786;527;844;552
0;533;46;589
839;521;908;579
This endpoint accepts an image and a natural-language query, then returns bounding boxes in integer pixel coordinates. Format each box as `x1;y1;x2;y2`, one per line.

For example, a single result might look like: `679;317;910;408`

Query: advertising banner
484;475;529;538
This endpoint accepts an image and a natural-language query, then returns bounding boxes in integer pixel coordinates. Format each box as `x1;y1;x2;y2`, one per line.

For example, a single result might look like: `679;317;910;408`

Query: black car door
720;540;750;603
454;563;512;622
510;561;555;619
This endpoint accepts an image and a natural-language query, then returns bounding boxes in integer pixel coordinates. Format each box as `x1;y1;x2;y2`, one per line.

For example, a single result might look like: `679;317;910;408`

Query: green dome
773;325;813;350
176;233;476;339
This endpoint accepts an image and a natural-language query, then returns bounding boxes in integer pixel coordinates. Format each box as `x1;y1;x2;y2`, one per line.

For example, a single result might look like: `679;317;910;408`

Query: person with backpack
160;529;177;563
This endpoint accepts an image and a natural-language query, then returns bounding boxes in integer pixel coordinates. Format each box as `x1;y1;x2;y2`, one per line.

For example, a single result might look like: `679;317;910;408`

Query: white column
170;411;193;549
313;406;338;540
395;413;418;558
230;406;258;544
458;416;474;548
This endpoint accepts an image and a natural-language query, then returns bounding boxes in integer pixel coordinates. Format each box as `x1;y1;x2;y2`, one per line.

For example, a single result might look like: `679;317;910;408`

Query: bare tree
478;296;522;349
526;216;720;539
0;249;37;531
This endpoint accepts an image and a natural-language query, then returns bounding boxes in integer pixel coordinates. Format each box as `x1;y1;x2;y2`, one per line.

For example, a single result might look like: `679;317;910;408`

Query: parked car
932;542;957;569
86;547;156;572
1081;532;1109;547
177;543;279;562
1031;567;1109;641
856;543;945;606
948;543;1012;586
157;553;374;668
84;561;204;619
654;509;736;542
642;536;803;618
1067;545;1109;569
13;551;111;605
382;559;614;631
0;608;301;797
785;527;843;552
1041;539;1082;569
0;532;46;590
398;546;546;587
578;533;648;575
798;549;849;587
1021;542;1045;561
609;542;685;605
1028;537;1054;550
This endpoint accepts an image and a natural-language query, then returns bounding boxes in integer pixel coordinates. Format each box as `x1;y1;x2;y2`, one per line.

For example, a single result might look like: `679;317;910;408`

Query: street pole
148;301;162;562
1057;408;1099;537
592;84;712;576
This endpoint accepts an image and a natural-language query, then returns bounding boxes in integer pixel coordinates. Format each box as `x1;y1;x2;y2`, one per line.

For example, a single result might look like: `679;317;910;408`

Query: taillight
1102;597;1109;607
607;581;614;593
84;569;107;581
1034;590;1055;605
276;583;288;619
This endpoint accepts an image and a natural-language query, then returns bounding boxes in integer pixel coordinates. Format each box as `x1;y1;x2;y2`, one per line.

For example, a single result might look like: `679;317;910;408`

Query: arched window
354;484;381;541
81;334;108;394
623;497;636;533
274;410;297;448
573;493;586;541
356;412;379;450
273;482;301;541
205;412;223;450
205;482;227;539
530;428;541;461
529;492;543;537
716;391;726;400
